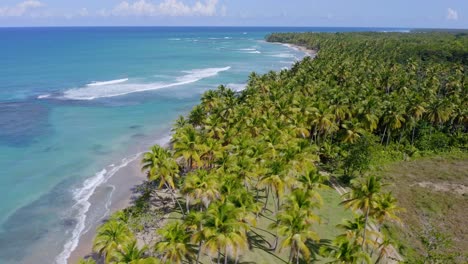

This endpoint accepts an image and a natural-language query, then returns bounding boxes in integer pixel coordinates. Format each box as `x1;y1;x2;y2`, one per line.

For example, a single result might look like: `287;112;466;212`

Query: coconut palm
173;125;204;171
141;145;184;215
324;237;372;264
372;192;402;227
185;210;206;264
271;207;319;264
202;202;249;264
342;176;383;250
181;169;221;211
155;222;196;264
111;240;147;263
93;220;134;263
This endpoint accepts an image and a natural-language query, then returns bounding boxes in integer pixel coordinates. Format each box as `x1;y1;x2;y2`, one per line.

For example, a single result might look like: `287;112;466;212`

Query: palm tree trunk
196;241;203;264
263;186;270;211
164;182;185;216
186;194;190;213
288;247;294;264
224;246;228;264
296;245;300;264
217;251;221;264
362;206;370;250
381;126;387;144
411;126;416;145
386;130;391;146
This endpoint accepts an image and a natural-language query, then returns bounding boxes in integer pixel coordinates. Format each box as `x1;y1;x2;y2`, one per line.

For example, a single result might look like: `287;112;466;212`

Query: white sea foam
269;53;295;58
54;152;143;264
87;78;128;87
281;43;300;51
168;38;181;40
239;48;256;51
59;67;231;100
227;83;247;92
37;94;51;99
247;51;261;54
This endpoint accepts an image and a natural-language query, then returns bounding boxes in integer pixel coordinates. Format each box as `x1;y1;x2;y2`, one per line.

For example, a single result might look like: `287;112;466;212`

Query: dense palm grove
79;32;467;264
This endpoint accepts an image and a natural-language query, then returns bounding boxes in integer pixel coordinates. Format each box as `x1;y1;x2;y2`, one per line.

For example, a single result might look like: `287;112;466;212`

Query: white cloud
0;0;44;17
447;8;458;21
111;0;221;17
78;8;89;17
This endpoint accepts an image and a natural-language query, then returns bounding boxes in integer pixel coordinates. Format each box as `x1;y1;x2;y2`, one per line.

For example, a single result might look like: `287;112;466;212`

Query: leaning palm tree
93;220;134;263
155;222;196;264
341;176;383;250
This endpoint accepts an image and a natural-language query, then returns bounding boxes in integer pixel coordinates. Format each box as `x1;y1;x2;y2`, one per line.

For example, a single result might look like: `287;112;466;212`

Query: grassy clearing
376;152;468;263
193;188;351;264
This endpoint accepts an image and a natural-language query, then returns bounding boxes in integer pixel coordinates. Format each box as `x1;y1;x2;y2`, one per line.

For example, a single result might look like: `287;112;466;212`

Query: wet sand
68;156;145;263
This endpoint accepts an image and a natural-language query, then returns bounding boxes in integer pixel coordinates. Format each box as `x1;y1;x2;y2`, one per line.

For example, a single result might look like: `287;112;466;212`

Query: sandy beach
279;43;317;57
67;156;146;264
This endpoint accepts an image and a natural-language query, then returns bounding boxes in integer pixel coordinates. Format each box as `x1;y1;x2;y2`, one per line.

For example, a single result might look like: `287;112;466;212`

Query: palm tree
341;176;383;250
324;237;371;264
172;115;188;131
189;104;207;127
181;170;221;212
173;125;204;171
372;192;402;228
185;210;206;264
336;215;377;248
141;145;184;215
155;222;196;264
375;237;396;263
271;208;319;264
93;220;134;263
202;202;249;264
297;169;328;191
111;240;147;263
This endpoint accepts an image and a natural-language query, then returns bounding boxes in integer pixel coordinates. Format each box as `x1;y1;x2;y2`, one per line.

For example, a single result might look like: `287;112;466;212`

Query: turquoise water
0;27;309;264
0;27;408;263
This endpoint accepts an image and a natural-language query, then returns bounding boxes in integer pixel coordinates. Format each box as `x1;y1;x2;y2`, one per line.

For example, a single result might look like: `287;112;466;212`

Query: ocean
0;27;408;264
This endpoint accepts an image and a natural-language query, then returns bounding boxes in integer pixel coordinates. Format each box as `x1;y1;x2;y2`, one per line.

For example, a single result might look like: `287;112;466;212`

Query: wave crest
52;67;230;100
87;78;128;87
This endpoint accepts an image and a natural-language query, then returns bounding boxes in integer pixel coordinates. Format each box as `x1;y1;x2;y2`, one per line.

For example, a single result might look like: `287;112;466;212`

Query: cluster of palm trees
325;176;402;263
81;32;467;263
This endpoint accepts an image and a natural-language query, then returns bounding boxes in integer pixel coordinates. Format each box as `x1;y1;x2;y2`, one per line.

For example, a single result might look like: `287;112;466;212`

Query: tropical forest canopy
80;32;467;264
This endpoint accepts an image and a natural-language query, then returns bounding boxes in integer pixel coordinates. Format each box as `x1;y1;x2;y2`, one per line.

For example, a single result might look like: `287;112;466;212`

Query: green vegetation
79;32;467;263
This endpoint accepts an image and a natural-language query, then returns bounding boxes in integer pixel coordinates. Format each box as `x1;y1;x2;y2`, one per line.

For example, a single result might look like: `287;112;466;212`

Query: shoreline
276;42;317;58
66;134;172;264
66;44;312;264
67;156;146;264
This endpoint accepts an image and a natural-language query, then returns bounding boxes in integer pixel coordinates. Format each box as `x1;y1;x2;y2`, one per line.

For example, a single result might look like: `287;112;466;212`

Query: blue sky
0;0;466;28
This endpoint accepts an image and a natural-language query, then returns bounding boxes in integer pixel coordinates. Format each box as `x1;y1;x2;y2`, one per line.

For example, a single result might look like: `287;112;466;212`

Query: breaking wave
41;67;231;100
